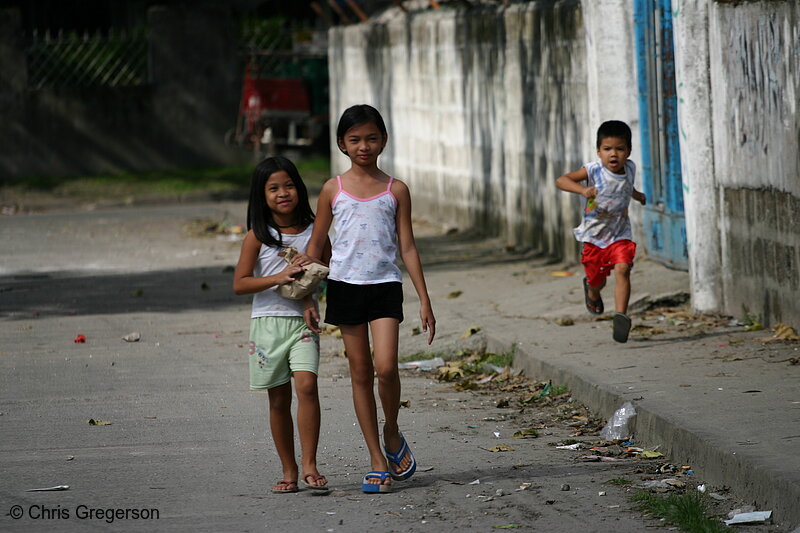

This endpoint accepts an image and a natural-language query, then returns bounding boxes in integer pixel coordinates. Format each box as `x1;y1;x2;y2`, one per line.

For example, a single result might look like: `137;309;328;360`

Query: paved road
1;202;794;532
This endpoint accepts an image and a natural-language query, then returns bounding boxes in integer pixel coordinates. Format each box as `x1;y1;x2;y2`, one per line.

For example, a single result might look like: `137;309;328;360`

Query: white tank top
251;224;315;318
329;176;402;285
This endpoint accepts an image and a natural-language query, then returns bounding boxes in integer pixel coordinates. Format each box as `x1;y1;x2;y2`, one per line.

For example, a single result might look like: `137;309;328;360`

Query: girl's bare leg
267;382;297;488
370;318;411;475
340;323;391;487
614;262;632;314
293;371;326;487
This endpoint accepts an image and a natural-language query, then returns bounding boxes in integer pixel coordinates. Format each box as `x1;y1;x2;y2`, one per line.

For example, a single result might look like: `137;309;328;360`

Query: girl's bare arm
394;180;436;344
306;179;336;261
233;230;303;295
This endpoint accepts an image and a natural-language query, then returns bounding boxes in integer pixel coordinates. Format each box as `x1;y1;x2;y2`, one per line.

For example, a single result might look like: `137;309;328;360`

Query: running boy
556;120;646;343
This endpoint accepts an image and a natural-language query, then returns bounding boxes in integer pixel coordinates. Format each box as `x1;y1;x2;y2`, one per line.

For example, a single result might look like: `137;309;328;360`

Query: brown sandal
271;480;298;493
302;473;328;490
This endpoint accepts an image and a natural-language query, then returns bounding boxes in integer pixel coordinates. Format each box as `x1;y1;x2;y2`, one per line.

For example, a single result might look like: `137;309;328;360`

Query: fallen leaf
411;327;421;336
447;290;463;299
555;317;574;326
641;450;664;459
87;419;112;426
453;380;477;391
461;326;481;338
400;400;411;408
762;323;799;341
484;444;515;452
549;271;575;277
513;429;539;439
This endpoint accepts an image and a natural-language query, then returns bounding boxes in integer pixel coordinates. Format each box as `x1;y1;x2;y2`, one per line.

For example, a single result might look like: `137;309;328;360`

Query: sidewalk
404;225;800;529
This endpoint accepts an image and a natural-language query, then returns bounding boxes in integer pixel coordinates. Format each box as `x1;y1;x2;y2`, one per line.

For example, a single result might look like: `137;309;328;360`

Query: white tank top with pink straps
328;176;402;285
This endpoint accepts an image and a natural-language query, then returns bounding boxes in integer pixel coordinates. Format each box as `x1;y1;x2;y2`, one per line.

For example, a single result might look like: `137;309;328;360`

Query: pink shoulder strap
331;176;343;208
387;177;394;191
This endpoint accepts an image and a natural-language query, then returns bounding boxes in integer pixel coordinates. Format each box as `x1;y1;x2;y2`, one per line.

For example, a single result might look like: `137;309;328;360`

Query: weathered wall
329;1;590;258
676;0;799;326
0;5;243;180
714;1;800;325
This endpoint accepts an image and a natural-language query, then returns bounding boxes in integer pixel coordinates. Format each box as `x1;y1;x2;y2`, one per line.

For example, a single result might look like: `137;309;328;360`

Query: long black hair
246;156;315;248
336;104;388;153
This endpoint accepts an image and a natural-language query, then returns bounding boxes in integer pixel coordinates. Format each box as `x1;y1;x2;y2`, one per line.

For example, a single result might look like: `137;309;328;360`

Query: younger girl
305;104;436;493
234;156;331;493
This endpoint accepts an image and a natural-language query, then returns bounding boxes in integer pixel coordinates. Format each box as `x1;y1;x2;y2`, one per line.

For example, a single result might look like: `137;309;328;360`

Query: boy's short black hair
596;120;632;149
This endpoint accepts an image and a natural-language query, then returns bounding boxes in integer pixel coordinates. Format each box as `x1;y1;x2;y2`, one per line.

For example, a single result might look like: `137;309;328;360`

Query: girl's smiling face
338;121;387;167
265;170;298;222
597;136;631;174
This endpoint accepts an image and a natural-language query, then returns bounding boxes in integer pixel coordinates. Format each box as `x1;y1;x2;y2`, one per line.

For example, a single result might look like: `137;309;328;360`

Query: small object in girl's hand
74;334;86;343
585;197;597;213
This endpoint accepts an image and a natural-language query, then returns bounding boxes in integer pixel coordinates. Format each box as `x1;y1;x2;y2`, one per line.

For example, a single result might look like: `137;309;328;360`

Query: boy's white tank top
329;176;402;285
251;224;315;318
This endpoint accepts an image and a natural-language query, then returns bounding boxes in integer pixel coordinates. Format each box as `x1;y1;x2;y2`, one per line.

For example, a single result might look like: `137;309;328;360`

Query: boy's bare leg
267;382;298;489
586;278;606;308
370;318;412;475
293;371;326;487
613;262;632;314
340;324;391;487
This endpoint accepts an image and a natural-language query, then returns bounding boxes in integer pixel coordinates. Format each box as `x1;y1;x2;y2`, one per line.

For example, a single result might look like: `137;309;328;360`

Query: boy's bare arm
556;168;596;199
632;187;647;205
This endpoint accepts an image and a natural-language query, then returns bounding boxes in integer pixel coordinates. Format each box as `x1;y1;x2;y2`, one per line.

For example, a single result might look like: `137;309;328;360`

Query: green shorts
248;316;320;390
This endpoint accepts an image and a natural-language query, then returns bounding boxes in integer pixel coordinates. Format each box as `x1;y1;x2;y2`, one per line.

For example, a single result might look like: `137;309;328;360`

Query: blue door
633;0;688;269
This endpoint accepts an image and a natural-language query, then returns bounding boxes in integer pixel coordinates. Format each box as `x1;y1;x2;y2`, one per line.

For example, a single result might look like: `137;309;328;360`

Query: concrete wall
329;0;642;260
330;1;593;258
675;0;799;325
0;5;243;180
331;0;799;326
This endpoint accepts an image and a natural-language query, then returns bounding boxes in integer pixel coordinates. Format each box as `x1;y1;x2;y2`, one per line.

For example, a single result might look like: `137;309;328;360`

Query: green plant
605;477;633;486
740;305;763;331
634;492;732;533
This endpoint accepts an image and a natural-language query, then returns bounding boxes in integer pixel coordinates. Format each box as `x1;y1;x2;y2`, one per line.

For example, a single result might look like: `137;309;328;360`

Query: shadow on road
414;229;551;272
0;266;243;318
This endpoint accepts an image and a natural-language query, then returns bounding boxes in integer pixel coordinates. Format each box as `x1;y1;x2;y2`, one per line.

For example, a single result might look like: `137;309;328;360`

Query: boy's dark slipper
613;313;632;343
583;277;604;315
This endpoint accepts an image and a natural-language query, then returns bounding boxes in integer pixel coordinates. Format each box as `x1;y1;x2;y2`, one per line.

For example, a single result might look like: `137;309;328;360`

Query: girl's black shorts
324;279;404;325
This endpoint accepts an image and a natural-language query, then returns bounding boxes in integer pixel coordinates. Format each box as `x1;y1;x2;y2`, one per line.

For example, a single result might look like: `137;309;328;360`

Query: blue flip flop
362;471;392;493
384;431;417;481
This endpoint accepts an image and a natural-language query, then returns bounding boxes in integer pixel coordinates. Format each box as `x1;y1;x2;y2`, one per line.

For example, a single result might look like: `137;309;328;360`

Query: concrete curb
487;335;800;530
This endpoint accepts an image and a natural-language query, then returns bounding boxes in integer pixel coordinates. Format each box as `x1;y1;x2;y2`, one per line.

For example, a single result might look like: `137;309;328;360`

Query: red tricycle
225;61;324;155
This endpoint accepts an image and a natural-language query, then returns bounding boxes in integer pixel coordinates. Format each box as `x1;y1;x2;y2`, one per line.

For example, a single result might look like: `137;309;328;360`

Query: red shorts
581;240;636;287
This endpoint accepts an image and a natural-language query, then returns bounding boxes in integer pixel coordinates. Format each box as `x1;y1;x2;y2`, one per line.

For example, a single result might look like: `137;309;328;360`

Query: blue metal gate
633;0;688;269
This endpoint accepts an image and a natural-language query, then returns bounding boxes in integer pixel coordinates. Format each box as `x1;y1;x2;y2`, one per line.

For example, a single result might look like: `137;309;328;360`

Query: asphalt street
1;201;796;532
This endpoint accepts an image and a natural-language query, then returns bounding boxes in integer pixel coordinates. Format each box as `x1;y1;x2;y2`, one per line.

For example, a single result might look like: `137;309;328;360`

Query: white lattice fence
27;29;149;89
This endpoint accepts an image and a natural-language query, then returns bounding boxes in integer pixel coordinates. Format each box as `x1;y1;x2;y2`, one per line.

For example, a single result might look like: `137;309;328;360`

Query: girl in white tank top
305;105;436;494
233;156;332;494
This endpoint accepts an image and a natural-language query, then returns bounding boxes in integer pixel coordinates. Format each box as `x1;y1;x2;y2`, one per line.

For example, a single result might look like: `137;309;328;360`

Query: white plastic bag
600;401;636;441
